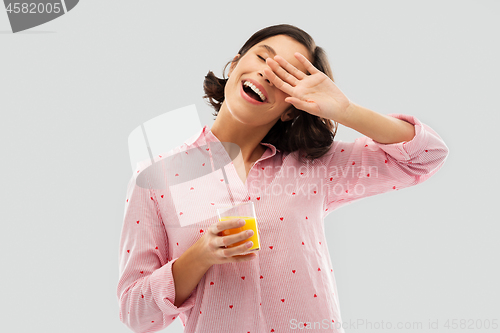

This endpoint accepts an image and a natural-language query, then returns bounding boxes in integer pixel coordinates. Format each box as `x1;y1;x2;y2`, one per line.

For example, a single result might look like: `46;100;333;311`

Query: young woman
117;24;449;333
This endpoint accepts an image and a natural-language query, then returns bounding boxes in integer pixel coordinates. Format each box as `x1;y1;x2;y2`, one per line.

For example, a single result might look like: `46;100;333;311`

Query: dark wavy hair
202;24;338;162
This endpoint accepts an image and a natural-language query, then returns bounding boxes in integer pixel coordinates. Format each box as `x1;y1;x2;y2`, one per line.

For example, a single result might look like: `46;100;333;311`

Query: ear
280;106;296;122
227;54;240;78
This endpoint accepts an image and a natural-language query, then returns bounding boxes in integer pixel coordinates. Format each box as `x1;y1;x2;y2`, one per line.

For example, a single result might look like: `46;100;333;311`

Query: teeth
243;81;266;102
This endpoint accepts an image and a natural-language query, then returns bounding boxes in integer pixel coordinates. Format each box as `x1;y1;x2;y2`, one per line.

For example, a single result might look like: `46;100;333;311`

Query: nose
258;72;272;86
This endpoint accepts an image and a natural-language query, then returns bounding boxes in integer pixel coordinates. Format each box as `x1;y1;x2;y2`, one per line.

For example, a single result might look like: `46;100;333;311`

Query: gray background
1;1;498;332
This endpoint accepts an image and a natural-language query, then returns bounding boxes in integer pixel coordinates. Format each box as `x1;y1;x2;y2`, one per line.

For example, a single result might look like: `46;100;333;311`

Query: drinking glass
216;201;260;254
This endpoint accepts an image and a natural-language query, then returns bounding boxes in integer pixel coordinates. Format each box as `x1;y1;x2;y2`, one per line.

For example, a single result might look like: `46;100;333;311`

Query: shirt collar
184;125;280;160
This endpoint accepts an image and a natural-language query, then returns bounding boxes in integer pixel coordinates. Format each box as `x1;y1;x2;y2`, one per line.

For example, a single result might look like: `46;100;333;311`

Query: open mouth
242;81;265;103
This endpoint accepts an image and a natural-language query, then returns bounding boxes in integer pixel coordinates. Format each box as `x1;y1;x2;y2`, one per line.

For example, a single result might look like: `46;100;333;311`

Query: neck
210;103;275;164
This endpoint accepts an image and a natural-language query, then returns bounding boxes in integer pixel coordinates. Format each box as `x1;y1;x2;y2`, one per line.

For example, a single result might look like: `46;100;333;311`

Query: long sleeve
321;113;449;213
117;172;198;333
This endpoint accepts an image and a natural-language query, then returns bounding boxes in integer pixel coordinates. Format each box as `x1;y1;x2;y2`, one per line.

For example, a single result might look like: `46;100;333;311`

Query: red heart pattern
120;121;443;329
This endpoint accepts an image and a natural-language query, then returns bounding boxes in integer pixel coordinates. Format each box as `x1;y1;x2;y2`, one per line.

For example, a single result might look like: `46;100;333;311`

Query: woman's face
224;34;312;126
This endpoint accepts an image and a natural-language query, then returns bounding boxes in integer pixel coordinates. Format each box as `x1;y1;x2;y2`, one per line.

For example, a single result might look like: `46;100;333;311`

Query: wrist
340;100;357;127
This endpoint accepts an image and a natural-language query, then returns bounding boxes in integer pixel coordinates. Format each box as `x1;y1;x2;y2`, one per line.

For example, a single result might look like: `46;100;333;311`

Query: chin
229;104;262;125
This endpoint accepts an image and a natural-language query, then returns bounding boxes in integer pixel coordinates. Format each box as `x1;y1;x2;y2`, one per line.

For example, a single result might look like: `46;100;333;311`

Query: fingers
208;219;258;263
212;219;243;235
219;229;252;248
294;52;320;75
210;223;220;236
263;67;294;96
211;219;245;246
266;57;301;88
271;55;308;81
220;241;253;258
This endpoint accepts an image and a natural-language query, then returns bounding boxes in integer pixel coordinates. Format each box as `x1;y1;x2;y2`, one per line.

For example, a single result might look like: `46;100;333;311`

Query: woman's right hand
193;218;257;267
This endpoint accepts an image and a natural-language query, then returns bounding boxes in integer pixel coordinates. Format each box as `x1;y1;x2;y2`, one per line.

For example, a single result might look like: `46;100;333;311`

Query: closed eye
257;55;266;61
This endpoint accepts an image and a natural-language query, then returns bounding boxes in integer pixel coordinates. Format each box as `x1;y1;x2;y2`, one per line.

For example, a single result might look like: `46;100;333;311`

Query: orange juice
218;216;260;252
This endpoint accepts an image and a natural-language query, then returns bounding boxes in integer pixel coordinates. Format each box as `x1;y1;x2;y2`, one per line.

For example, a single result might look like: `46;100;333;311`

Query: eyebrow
257;45;277;56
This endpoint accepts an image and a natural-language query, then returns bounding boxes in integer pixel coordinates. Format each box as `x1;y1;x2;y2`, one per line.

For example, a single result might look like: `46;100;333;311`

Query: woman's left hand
264;52;351;122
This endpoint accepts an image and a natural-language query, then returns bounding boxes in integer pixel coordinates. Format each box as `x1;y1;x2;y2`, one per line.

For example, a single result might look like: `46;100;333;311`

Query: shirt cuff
370;113;427;161
149;257;198;314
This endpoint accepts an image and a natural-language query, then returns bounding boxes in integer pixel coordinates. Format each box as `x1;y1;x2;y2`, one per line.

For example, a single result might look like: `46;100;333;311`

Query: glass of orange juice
216;201;260;254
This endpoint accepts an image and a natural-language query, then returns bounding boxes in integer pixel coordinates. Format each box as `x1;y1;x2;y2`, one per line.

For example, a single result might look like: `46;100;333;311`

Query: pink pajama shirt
117;113;449;333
